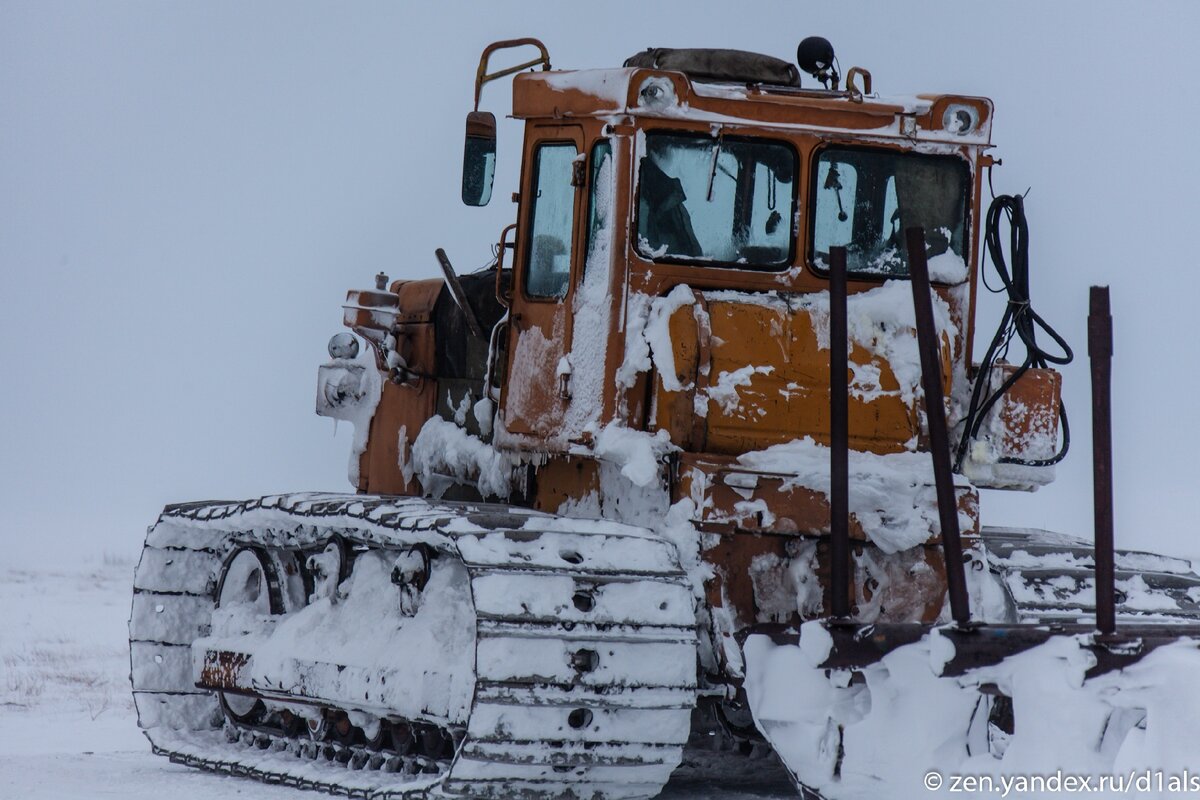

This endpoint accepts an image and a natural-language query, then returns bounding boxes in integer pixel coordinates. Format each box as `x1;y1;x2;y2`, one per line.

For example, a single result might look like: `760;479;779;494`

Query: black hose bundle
953;194;1073;471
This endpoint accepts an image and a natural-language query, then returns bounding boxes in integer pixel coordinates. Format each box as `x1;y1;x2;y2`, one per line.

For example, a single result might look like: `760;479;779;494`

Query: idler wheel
214;547;282;724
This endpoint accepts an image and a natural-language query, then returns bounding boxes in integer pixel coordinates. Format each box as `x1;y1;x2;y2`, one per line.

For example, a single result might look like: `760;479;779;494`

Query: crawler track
980;526;1200;624
130;493;699;799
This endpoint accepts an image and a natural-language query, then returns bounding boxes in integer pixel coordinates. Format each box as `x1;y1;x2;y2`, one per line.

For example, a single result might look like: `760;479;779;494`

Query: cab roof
512;65;993;147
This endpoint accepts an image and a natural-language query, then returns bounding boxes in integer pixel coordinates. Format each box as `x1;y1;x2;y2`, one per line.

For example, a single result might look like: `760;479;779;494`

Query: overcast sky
3;1;1199;566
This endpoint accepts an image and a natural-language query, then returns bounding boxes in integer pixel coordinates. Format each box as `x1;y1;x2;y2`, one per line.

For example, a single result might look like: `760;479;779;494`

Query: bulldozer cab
463;41;1003;480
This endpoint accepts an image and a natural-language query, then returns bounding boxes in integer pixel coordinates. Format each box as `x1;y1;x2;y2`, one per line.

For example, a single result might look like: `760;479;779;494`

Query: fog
3;1;1199;566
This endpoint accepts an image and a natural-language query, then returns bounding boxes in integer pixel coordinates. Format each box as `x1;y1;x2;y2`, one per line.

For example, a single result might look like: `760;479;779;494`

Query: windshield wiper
705;131;724;202
825;162;849;222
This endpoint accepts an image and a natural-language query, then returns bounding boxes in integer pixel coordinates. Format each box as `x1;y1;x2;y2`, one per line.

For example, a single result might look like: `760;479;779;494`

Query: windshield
811;148;970;282
637;133;796;269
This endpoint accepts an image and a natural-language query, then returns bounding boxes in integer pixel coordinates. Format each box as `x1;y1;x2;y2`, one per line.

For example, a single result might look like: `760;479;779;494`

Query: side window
584;140;613;273
525;143;578;299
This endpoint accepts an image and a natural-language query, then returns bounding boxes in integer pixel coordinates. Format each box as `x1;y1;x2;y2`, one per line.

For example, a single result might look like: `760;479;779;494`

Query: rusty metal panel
351;279;443;496
498;124;587;445
676;454;980;540
671;296;943;456
393;279;445;325
995;365;1062;459
513;69;917;134
651;298;702;448
530;456;600;514
361;379;435;496
197;649;252;692
700;531;952;636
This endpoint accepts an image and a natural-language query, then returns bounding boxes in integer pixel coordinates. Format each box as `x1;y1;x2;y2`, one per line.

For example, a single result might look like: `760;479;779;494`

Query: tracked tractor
130;38;1200;799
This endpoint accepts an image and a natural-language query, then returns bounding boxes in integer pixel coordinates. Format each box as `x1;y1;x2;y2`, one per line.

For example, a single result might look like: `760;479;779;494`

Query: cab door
500;125;586;444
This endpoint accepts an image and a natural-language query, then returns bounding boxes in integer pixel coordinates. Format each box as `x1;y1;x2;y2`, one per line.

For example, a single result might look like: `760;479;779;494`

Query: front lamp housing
637;76;677;110
942;103;979;136
327;332;359;360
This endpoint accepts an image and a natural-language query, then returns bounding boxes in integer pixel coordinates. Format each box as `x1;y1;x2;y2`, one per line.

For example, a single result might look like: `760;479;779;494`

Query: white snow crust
735;436;972;553
618;286;704;393
316;350;382;488
745;630;1200;800
594;423;675;488
203;549;476;725
410;416;513;499
563;146;615;437
709;365;775;414
540;69;634;108
794;279;958;406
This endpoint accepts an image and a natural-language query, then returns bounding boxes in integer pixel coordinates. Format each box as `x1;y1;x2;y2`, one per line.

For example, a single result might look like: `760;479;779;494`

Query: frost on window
636;134;795;269
526;143;578;299
812;148;969;281
585;140;613;272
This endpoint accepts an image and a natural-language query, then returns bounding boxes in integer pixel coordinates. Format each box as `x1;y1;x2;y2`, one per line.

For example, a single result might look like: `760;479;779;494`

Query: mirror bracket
473;38;551;111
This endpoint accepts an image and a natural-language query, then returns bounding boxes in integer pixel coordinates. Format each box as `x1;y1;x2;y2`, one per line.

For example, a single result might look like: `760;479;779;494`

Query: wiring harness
953;194;1073;471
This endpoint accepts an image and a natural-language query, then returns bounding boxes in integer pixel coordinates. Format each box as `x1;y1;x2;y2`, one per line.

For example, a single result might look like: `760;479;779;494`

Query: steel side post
905;227;971;626
1089;286;1116;637
829;246;851;619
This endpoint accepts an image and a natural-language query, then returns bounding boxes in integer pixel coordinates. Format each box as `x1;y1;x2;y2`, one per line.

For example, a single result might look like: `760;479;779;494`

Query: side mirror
462;111;497;207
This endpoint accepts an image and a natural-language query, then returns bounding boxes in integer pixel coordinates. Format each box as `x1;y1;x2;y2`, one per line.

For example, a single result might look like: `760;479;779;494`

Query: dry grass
100;550;135;569
0;561;136;720
3;645;110;704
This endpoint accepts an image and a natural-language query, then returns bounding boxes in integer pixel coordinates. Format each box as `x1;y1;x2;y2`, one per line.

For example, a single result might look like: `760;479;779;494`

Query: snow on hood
795;279;958;406
736;436;970;554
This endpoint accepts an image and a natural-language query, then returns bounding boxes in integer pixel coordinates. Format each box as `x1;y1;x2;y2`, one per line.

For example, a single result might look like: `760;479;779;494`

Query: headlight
327;332;359;360
942;104;979;135
638;76;677;110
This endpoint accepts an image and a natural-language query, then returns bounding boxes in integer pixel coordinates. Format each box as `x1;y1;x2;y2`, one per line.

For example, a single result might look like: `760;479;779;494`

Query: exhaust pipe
828;246;851;619
1089;286;1116;637
906;227;971;626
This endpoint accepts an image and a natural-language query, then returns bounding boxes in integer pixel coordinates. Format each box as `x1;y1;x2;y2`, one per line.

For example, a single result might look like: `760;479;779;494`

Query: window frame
631;129;800;273
806;143;973;285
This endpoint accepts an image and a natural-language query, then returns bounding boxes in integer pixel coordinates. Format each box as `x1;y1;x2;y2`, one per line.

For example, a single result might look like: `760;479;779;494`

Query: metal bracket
474;38;551;111
846;67;872;103
435;248;485;339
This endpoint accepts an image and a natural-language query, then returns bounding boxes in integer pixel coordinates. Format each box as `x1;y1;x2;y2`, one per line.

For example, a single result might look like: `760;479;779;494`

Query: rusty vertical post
1089;286;1116;636
905;227;971;626
829;246;851;619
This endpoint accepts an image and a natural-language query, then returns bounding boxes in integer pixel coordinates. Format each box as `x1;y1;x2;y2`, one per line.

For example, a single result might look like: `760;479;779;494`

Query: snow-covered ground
0;555;794;799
